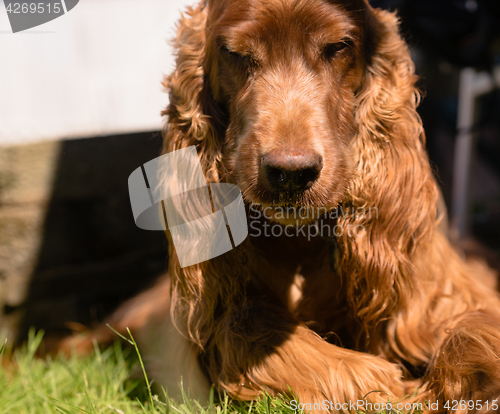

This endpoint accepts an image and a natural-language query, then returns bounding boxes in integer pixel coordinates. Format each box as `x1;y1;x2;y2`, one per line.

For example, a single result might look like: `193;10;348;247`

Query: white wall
0;0;198;146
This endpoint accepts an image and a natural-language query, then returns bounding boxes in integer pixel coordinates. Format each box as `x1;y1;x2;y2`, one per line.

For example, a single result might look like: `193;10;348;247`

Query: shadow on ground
12;131;168;342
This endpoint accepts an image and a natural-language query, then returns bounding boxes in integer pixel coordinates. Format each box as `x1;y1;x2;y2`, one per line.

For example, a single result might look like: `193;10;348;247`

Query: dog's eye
221;44;240;58
322;41;351;61
220;44;255;66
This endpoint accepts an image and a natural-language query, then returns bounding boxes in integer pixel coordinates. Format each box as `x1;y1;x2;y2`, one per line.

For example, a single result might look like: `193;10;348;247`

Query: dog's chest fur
248;230;352;340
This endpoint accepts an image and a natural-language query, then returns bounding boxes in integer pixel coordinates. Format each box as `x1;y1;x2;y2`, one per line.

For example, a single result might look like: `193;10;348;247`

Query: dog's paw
295;351;403;413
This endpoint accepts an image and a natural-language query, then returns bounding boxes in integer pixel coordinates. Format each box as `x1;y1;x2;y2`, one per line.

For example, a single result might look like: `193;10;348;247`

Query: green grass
0;329;424;414
0;329;297;414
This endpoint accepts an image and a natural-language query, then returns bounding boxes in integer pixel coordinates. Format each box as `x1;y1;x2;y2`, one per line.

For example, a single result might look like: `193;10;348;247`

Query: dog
67;0;500;411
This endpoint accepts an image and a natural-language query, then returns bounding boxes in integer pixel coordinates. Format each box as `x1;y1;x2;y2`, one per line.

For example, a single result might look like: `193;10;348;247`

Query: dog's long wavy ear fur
161;2;227;347
338;6;439;333
162;2;224;184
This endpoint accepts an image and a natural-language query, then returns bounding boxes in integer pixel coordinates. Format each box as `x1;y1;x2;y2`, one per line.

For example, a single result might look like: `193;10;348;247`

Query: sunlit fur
74;0;500;411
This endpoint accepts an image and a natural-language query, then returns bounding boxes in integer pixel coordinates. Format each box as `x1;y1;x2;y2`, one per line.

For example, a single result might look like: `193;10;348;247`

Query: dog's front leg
204;301;404;413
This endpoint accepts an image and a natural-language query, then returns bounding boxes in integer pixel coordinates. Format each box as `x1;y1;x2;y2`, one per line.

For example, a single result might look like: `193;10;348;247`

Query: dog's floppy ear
162;1;224;184
161;1;232;348
338;7;439;330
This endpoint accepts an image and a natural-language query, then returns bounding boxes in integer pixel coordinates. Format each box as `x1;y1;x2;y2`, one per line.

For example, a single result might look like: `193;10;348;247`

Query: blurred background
0;0;499;345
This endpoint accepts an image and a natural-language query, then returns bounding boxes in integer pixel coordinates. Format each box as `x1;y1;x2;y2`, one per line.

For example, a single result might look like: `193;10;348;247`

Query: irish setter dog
68;0;500;412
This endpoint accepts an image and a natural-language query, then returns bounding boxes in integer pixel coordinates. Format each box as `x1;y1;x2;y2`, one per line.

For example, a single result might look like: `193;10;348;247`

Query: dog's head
164;0;431;227
205;0;380;225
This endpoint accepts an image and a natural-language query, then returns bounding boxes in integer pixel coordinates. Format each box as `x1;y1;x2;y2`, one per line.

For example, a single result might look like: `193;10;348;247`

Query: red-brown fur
66;0;500;412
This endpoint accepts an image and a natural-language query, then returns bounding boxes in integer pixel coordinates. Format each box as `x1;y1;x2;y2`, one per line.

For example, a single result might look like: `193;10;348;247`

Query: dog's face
205;0;372;225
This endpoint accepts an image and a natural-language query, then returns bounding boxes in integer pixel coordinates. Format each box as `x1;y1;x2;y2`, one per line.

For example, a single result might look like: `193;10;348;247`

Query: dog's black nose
261;149;323;191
